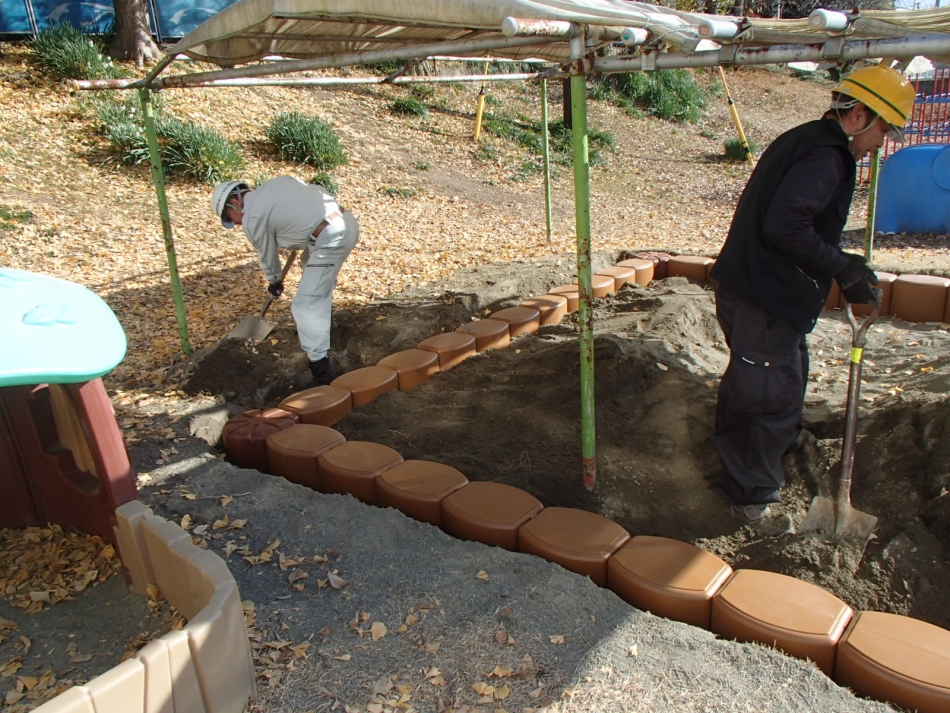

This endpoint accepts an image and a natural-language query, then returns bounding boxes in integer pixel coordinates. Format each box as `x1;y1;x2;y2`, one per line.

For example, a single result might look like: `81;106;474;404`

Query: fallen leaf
425;642;442;654
213;515;229;529
475;570;490;581
370;622;388;641
334;654;352;661
490;665;513;678
288;569;309;584
180;514;192;530
548;635;565;645
628;644;638;657
290;642;310;659
219;495;234;507
228;519;248;529
328;571;348;589
472;682;496;697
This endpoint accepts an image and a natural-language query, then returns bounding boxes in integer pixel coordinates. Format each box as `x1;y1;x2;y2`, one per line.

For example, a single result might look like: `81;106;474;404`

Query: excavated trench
183;259;950;633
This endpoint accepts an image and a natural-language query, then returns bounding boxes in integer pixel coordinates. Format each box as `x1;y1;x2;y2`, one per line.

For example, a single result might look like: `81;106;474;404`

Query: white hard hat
211;180;249;228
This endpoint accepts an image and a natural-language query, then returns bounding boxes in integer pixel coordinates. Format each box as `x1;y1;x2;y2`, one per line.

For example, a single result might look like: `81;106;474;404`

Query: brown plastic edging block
222;408;299;472
517;507;630;587
317;441;404;504
489;307;541;337
376;460;469;526
617;258;655;286
824;280;842;311
711;569;853;676
835;610;950;713
441;481;543;551
890;274;950;323
417;332;477;370
667;255;713;283
84;658;146;712
160;629;208;713
278;386;353;427
134;639;174;713
456;319;510;352
377;349;440;391
186;584;256;713
547;285;579;313
845;271;896;317
596;265;637;291
520;295;568;326
570;274;615;298
330;366;399;407
635;252;672;280
266;424;346;490
606;535;733;630
31;686;96;713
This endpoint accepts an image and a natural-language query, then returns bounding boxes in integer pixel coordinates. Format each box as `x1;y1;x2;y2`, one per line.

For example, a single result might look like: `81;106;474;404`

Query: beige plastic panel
114;501;158;596
187;584;257;712
185;548;238;619
164;539;213;621
142;518;198;616
161;629;209;713
84;658;146;713
31;686;96;713
135;639;175;713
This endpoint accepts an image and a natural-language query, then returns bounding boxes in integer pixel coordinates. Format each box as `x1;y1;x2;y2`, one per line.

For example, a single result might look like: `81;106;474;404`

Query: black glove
836;261;880;307
267;280;284;298
840;251;868;265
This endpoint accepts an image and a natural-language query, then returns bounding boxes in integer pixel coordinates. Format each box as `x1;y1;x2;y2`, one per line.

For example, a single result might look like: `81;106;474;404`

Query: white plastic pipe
698;18;742;40
809;9;852;32
501;17;576;38
621;27;650;46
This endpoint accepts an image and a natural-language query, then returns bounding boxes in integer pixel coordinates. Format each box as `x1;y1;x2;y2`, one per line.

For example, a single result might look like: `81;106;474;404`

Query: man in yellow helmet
708;65;915;523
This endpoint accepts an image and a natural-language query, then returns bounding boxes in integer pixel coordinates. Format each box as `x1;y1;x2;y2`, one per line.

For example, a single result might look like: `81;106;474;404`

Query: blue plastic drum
876;144;950;235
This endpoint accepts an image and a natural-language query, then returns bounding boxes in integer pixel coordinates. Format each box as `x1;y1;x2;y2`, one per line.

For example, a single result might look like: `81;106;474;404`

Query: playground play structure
4;0;945;709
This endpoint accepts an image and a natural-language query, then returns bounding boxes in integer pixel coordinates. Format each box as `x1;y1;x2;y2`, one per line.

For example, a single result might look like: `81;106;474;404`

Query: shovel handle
260;250;300;319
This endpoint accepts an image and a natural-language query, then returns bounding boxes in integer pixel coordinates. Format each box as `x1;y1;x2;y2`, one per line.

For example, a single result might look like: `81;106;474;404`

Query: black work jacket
709;119;856;334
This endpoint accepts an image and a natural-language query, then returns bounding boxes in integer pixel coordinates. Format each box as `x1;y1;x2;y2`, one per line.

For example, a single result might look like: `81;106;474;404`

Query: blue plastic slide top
0;269;127;387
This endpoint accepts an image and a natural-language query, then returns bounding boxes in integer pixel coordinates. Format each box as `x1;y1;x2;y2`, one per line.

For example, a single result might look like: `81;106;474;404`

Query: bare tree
108;0;160;67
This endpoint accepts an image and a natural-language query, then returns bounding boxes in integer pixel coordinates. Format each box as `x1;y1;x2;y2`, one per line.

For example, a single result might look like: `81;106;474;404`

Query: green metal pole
540;79;553;243
139;87;191;355
865;147;882;263
570;71;596;491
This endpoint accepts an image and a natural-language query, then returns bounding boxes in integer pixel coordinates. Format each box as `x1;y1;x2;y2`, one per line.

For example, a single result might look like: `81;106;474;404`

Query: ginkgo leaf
370;622;388;641
490;666;513;678
228;519;248;529
219;495;233;507
475;570;490;581
548;635;565;645
327;571;347;589
180;514;192;530
212;515;229;529
334;654;351;661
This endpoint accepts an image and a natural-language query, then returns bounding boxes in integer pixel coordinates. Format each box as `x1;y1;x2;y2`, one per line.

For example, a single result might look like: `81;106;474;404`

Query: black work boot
309;356;334;385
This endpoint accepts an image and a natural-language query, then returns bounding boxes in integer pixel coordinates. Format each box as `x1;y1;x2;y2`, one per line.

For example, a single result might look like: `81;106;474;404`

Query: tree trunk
108;0;161;67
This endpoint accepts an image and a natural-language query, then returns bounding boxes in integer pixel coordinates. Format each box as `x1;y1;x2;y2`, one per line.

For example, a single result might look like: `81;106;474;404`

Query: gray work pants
293;211;359;361
713;286;808;505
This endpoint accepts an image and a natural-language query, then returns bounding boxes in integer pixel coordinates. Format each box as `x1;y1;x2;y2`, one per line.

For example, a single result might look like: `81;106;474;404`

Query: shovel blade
225;315;276;342
800;496;878;549
800;496;836;535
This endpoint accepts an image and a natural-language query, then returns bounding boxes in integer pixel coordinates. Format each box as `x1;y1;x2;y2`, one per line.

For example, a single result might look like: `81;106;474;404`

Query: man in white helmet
211;176;359;384
708;65;915;523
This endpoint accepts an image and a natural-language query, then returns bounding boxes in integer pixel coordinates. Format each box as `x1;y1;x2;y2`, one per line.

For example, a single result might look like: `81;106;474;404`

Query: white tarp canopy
167;0;950;72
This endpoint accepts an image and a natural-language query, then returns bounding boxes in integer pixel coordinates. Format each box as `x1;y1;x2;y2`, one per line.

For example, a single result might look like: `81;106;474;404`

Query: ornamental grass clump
31;22;128;81
266;112;348;170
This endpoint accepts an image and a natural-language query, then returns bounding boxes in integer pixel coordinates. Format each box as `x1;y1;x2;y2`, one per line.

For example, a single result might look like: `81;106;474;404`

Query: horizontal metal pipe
157;34;554;88
70;71;559;92
595;34;950;71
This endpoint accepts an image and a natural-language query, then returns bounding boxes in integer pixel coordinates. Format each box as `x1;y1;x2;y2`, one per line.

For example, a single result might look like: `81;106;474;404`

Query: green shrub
409;85;435;100
31;22;128;80
90;95;245;183
414;161;432;171
266;112;347;171
480;112;615;172
389;96;429;118
600;69;707;123
472;142;500;162
723;137;757;162
310;172;338;195
484;94;501;107
250;174;270;190
365;61;404;76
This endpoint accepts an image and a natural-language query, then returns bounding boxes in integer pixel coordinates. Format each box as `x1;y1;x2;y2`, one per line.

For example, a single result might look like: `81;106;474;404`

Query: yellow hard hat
833;65;916;141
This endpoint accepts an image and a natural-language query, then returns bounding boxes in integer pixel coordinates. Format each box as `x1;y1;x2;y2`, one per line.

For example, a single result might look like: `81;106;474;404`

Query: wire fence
858;68;950;183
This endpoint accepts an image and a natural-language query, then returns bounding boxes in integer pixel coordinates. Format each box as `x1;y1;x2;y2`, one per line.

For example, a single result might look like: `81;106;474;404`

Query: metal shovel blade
800;495;878;548
224;314;276;342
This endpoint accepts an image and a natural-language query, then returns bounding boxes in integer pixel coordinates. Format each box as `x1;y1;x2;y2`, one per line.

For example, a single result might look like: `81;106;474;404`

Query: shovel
800;290;882;552
224;250;299;342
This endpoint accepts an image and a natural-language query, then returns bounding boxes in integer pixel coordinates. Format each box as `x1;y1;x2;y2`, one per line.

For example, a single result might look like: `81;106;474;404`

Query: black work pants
713;286;808;505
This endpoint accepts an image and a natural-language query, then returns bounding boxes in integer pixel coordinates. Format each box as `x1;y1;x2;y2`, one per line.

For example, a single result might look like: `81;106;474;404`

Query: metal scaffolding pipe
71;72;555;92
595;34;950;72
154;35;556;89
